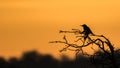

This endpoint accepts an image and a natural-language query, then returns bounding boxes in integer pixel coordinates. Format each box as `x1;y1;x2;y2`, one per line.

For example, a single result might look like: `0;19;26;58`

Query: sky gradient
0;0;120;59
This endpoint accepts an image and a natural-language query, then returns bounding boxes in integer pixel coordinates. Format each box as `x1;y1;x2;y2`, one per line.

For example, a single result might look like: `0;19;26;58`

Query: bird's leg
87;36;94;45
82;38;86;46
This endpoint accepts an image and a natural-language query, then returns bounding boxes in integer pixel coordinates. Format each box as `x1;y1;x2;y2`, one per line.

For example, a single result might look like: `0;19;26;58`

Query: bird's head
80;24;87;27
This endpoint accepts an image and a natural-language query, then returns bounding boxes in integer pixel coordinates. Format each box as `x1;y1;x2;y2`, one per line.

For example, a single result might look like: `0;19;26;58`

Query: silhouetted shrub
0;57;8;68
0;50;120;68
8;57;20;68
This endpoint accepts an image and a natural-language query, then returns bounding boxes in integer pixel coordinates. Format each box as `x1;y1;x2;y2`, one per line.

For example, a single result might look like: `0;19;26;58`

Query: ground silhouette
0;50;120;68
0;50;95;68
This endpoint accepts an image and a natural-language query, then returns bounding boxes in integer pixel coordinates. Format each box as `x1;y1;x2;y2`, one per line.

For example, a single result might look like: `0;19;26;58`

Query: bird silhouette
81;24;94;44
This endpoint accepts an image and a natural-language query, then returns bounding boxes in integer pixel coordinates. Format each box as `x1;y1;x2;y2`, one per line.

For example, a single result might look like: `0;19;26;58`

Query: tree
50;24;119;68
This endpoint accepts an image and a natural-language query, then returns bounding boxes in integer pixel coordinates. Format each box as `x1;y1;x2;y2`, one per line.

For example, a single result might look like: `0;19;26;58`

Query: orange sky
0;0;120;59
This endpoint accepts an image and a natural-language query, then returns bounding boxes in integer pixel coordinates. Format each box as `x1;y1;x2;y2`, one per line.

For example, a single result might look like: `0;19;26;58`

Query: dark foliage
0;50;120;68
0;50;95;68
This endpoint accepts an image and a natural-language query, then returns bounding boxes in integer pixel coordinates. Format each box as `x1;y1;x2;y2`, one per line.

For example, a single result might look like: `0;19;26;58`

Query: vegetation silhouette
50;24;120;68
0;50;120;68
0;50;97;68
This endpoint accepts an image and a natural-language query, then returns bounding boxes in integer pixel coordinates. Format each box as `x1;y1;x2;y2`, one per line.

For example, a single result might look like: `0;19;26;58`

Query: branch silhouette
50;24;119;68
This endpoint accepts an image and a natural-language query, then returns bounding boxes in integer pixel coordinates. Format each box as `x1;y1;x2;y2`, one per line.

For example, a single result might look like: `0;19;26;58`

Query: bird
81;24;94;44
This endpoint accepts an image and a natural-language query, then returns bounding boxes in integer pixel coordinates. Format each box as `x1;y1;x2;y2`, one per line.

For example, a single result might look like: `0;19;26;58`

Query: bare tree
50;24;119;68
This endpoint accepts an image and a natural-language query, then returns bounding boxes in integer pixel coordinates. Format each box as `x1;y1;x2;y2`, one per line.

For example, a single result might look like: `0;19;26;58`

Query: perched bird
81;24;94;43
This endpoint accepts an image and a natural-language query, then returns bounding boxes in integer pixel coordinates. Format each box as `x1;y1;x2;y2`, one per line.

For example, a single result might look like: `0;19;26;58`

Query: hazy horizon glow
0;0;120;59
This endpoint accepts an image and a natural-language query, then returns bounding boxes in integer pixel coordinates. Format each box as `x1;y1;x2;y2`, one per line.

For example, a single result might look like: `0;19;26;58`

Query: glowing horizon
0;0;120;59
